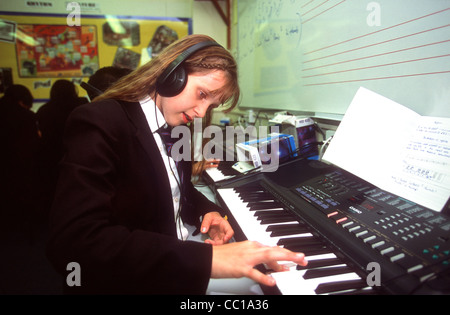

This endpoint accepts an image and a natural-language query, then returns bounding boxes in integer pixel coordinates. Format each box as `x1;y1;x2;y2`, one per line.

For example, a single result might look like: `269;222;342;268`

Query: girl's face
156;70;228;127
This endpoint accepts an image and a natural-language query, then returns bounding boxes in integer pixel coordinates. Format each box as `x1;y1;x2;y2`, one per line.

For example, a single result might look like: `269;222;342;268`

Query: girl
47;34;306;294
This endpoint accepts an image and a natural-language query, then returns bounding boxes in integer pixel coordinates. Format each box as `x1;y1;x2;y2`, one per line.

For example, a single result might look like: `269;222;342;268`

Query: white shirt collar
139;96;167;133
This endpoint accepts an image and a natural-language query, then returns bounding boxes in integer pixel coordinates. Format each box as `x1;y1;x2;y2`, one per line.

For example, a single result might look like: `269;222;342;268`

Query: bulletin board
15;24;99;78
0;12;191;102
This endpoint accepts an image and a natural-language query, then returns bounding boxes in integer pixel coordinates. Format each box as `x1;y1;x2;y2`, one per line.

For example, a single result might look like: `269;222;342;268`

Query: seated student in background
36;80;86;215
0;85;41;221
46;34;307;294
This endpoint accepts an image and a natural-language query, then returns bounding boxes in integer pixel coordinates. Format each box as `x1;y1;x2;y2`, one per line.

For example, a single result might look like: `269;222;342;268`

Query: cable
154;94;185;240
314;121;326;140
319;135;333;161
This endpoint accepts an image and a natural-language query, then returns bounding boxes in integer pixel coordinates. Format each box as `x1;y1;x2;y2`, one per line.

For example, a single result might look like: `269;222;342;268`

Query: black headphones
155;40;222;97
80;81;104;98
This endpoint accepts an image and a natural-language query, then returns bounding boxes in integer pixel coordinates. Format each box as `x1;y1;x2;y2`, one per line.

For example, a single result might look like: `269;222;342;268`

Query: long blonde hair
95;34;240;112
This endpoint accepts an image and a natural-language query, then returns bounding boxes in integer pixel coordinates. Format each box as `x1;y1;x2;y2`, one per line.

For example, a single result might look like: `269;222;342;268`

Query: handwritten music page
323;87;450;212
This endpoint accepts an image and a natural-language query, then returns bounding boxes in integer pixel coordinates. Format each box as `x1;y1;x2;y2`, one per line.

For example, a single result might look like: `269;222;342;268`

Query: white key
218;188;312;246
219;187;367;295
219;188;276;245
272;254;363;295
205;168;233;182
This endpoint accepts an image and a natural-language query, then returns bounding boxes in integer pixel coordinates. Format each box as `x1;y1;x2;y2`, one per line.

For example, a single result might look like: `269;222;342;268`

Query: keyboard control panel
291;169;450;286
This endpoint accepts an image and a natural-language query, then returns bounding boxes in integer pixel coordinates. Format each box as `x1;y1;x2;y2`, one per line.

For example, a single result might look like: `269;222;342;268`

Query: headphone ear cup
156;66;187;97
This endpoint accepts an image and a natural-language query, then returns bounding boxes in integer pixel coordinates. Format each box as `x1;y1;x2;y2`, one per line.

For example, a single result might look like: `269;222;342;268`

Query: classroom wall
0;0;230;112
193;0;253;128
0;0;307;134
193;0;228;48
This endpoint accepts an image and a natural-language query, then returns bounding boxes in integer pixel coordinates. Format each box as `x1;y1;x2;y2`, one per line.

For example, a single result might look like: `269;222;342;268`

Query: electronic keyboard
204;161;240;184
215;158;450;295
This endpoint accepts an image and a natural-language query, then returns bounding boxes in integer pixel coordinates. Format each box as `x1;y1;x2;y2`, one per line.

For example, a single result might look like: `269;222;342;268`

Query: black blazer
46;99;223;294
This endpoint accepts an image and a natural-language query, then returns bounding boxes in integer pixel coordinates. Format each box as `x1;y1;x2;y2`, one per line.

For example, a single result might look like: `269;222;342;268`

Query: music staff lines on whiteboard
303;24;450;64
235;0;450;117
302;39;450;71
302;7;450;55
300;0;342;16
302;54;450;79
302;40;450;72
300;4;450;87
301;0;346;25
302;71;450;86
301;0;316;9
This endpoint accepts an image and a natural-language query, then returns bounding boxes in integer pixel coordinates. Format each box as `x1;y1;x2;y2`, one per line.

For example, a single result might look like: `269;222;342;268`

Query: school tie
157;125;188;239
156;125;184;187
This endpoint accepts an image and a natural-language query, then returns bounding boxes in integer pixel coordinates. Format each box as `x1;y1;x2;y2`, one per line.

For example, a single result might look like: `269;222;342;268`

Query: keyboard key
303;266;354;279
315;279;368;294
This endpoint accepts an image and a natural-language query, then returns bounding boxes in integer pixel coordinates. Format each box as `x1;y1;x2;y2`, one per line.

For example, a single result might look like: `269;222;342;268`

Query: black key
278;236;323;247
248;200;283;207
257;213;294;221
234;185;264;193
238;190;268;196
315;279;368;294
262;209;291;215
260;215;296;224
266;223;307;232
282;241;331;256
300;246;330;256
242;195;274;202
239;192;274;200
237;190;265;196
254;211;288;219
303;266;354;280
267;224;309;237
249;202;285;211
258;214;294;222
301;246;331;256
217;161;241;176
270;229;307;237
297;257;343;270
332;287;376;295
254;210;289;217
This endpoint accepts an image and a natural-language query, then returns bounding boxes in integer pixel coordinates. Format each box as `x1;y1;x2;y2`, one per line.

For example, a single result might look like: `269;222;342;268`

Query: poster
0;12;191;101
16;24;99;77
0;19;16;43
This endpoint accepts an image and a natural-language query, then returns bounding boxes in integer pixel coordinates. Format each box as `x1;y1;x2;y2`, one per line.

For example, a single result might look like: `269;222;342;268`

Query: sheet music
323;87;450;212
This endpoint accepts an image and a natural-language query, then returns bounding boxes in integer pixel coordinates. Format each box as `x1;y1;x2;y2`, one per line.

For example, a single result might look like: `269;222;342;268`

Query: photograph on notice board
0;19;16;43
102;20;140;46
147;25;178;56
15;24;99;77
112;47;141;70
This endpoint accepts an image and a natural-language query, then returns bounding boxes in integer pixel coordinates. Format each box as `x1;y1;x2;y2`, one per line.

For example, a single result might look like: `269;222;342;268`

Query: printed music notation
397;116;450;197
323;87;450;212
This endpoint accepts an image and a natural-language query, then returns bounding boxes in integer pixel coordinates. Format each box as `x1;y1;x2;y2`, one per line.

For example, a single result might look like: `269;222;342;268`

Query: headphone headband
80;81;104;98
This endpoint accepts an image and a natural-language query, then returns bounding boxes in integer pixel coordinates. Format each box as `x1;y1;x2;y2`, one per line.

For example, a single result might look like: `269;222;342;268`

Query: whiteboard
237;0;450;118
